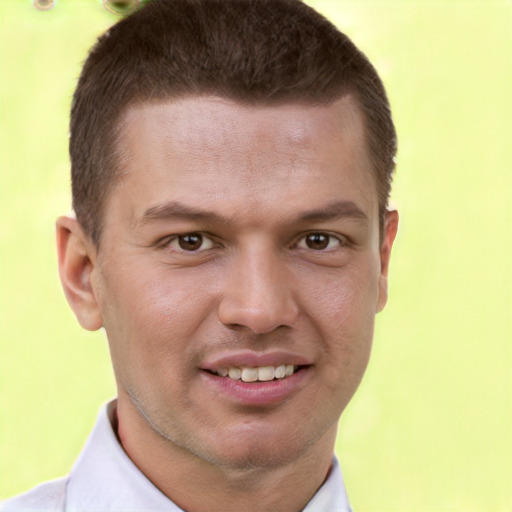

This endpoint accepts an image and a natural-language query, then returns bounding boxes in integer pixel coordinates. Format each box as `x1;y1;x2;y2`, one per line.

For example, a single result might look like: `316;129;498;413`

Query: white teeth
241;367;259;382
258;366;274;381
274;365;286;379
216;364;299;381
228;367;241;380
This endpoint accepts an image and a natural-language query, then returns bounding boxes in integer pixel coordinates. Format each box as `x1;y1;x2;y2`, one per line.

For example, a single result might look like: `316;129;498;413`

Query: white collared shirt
2;401;352;511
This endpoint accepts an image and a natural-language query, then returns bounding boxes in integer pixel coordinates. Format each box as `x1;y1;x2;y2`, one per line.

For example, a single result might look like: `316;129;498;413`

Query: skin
57;95;398;512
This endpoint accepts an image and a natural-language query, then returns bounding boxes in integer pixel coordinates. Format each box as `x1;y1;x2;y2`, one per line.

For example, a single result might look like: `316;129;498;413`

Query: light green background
1;1;510;510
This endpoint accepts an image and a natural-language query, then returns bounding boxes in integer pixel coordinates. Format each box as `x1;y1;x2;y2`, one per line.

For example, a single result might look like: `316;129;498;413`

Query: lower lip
199;368;310;406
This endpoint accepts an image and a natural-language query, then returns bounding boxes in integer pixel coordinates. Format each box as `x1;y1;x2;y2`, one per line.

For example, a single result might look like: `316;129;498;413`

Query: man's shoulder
1;478;68;512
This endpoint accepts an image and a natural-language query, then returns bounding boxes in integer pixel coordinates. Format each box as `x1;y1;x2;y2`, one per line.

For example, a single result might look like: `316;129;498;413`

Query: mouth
199;351;313;405
200;360;312;406
204;364;305;383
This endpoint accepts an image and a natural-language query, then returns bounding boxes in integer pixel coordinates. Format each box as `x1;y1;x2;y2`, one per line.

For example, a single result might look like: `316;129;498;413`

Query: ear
377;209;399;312
56;216;103;331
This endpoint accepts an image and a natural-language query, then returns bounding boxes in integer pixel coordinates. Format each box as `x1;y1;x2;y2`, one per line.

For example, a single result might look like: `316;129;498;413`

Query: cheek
301;258;380;384
304;255;381;330
98;265;217;366
97;273;194;406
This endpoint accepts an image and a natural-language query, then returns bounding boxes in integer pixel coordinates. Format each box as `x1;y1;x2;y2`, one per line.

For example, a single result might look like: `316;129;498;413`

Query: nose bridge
218;242;299;334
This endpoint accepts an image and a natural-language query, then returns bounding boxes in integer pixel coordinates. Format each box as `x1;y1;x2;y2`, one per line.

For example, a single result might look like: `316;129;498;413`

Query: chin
211;443;308;471
199;421;327;471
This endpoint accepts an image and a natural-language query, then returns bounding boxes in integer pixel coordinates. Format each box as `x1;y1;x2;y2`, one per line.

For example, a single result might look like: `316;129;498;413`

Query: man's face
89;95;395;469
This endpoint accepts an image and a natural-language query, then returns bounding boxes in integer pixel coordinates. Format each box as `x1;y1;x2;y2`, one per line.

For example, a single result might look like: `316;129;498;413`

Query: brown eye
178;234;203;251
298;233;342;251
306;233;328;250
169;233;215;253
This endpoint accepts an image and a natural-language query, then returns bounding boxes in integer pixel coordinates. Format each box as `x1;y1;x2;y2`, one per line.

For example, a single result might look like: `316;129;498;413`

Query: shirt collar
303;456;352;512
66;401;351;511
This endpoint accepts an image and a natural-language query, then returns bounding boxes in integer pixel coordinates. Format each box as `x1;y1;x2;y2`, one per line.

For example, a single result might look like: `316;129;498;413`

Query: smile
200;356;312;405
210;365;297;382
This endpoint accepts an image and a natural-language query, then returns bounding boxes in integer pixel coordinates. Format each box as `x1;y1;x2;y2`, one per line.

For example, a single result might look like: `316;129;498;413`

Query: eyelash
295;232;348;252
163;232;218;253
160;231;348;254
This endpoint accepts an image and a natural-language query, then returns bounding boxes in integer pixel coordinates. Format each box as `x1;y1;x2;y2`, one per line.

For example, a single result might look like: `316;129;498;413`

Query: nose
217;247;299;334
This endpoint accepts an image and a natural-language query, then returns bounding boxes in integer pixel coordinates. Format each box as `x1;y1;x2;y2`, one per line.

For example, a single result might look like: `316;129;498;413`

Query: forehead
112;95;378;226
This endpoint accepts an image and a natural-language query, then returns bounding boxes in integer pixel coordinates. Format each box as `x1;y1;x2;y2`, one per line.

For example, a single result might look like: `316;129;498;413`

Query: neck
116;398;338;512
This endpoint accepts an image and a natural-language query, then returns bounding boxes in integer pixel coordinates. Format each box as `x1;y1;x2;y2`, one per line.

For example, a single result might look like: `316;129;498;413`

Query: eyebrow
138;201;233;227
137;199;368;227
297;200;369;223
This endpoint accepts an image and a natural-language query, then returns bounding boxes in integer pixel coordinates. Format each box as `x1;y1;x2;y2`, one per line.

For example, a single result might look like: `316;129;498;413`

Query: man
2;0;398;510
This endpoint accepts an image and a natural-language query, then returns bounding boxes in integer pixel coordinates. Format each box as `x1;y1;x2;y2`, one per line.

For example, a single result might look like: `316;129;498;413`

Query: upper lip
200;350;313;372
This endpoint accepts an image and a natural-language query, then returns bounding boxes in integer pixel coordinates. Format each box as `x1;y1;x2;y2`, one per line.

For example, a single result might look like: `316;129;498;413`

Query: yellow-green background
1;1;510;510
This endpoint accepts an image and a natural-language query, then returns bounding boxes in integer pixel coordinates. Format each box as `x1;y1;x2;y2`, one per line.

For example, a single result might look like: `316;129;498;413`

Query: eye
168;233;215;252
297;232;343;251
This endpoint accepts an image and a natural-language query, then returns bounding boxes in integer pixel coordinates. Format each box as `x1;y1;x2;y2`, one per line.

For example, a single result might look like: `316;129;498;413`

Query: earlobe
56;216;103;331
377;210;399;312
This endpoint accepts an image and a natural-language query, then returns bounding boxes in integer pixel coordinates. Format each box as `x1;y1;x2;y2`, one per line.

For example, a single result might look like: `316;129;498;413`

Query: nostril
218;301;299;335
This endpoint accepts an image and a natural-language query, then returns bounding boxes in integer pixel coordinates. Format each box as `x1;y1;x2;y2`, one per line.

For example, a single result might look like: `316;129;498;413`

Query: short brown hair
70;0;396;245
